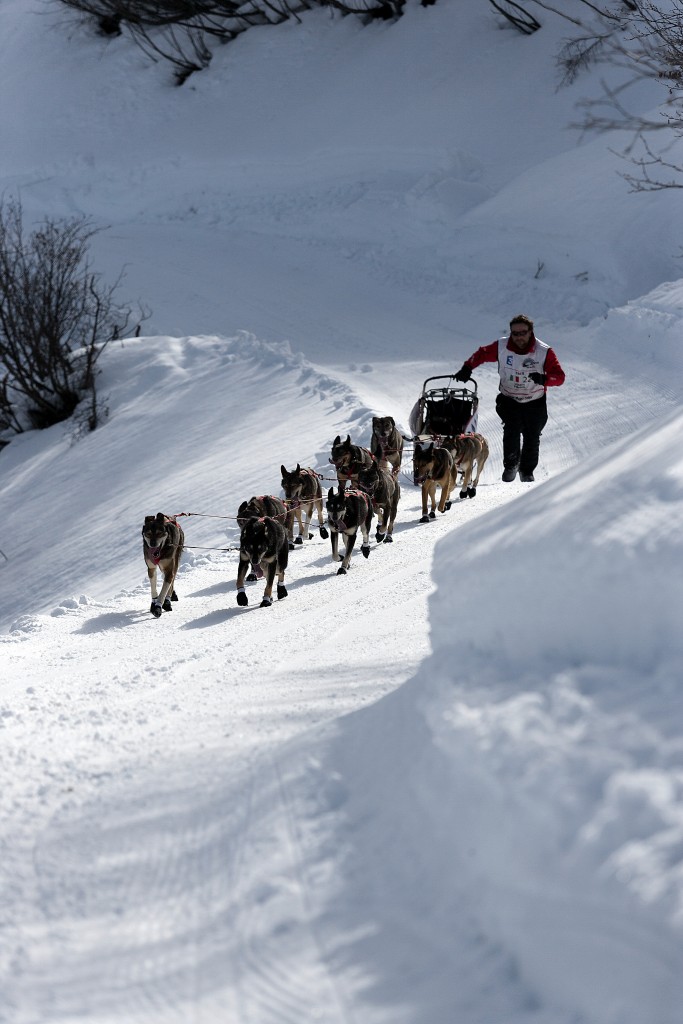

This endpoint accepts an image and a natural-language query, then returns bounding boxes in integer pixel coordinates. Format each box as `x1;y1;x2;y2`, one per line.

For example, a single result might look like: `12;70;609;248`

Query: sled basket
409;376;479;439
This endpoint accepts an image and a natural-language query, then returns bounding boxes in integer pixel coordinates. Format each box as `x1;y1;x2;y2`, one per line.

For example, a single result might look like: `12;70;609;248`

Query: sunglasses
511;328;530;337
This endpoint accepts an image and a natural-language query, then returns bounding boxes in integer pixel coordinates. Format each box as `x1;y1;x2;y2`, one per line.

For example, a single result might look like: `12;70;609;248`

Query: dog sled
409;375;479;442
409;375;488;508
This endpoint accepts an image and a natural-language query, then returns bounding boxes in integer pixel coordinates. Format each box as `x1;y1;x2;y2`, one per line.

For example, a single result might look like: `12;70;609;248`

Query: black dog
370;415;404;478
236;494;289;530
357;461;400;543
235;516;289;608
142;513;184;618
329;435;375;496
237;494;289;576
326;487;374;575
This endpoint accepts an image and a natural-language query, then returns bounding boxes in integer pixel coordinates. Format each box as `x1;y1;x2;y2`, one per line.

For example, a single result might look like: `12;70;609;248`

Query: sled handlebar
419;374;477;394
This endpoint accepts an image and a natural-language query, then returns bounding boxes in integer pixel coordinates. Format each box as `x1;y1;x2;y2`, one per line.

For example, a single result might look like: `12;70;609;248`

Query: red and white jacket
465;335;565;403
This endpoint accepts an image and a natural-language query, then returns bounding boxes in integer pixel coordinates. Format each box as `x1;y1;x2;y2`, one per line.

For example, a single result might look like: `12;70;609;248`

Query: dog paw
236;591;248;607
260;596;273;607
171;590;179;602
319;527;329;539
467;487;476;498
375;532;385;543
444;501;452;511
295;536;303;545
361;545;370;559
288;542;296;551
459;490;467;500
336;566;347;575
162;598;173;612
429;510;436;519
277;584;288;600
419;515;431;524
246;572;257;583
383;534;393;543
150;602;162;618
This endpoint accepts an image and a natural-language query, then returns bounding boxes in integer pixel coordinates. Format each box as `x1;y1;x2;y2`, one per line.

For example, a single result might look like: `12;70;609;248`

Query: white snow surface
1;1;682;1022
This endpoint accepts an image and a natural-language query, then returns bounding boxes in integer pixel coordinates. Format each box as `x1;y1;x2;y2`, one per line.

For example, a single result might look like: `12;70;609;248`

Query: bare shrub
554;1;683;189
56;0;407;83
0;198;147;439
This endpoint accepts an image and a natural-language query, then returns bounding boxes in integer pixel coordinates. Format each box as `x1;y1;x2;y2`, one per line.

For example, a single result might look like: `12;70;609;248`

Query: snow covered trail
2;474;517;1024
2;333;681;1024
0;333;518;1023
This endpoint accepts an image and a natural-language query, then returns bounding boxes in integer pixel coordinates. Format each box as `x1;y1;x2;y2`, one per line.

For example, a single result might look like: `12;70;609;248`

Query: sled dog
142;512;184;618
370;416;404;477
329;435;375;495
412;442;456;522
443;432;489;499
326;487;374;574
280;464;329;544
236;494;289;530
236;516;289;608
237;494;290;577
357;461;400;543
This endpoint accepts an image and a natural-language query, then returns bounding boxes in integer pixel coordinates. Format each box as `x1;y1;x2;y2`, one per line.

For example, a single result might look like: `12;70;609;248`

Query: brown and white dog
443;433;489;499
370;415;404;477
329;435;375;496
357;461;401;543
142;513;184;618
280;464;329;544
326;487;374;574
236;516;289;608
412;442;456;522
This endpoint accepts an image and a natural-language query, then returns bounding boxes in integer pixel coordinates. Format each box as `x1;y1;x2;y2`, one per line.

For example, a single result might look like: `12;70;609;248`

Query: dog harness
145;547;163;566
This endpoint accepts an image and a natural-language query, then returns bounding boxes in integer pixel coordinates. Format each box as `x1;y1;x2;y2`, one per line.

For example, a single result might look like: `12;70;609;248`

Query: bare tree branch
0;198;147;438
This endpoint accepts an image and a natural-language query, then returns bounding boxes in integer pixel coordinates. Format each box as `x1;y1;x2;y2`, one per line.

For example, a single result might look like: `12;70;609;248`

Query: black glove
528;372;546;385
454;364;472;383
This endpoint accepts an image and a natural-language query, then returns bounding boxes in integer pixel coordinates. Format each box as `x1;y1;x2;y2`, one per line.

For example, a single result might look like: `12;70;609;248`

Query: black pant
495;394;548;474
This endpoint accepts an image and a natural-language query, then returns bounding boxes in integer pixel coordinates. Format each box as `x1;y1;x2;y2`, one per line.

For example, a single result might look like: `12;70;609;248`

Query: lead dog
280;464;329;544
329;435;375;496
142;512;184;618
357;461;400;543
326;487;374;574
412;442;456;522
236;516;289;608
443;432;490;498
370;415;404;477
